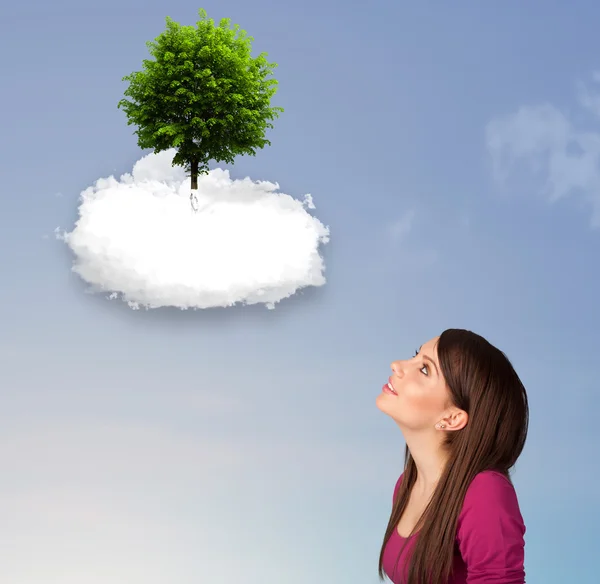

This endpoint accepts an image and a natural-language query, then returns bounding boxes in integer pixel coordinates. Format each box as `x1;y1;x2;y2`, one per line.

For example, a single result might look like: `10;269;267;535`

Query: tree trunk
190;158;199;190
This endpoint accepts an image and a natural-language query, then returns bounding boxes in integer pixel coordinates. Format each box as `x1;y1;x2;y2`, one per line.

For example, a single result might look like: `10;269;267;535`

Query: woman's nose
390;361;404;376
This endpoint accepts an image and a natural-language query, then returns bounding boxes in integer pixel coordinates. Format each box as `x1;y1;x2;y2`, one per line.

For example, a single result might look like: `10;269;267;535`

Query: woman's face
376;336;452;431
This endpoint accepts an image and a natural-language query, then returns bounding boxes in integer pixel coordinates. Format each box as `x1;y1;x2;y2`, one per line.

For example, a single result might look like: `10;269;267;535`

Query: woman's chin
375;396;410;428
375;393;396;415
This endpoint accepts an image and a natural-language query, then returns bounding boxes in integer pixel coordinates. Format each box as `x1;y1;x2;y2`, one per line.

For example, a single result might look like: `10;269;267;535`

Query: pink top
382;470;526;584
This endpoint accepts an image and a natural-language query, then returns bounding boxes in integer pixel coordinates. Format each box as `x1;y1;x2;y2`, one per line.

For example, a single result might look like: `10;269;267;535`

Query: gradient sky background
2;1;600;583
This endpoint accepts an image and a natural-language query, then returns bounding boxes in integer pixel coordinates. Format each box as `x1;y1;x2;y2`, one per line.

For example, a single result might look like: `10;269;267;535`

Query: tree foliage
118;8;283;194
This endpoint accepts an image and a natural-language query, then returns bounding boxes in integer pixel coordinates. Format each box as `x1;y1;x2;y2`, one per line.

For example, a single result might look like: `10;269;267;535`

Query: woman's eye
420;365;429;376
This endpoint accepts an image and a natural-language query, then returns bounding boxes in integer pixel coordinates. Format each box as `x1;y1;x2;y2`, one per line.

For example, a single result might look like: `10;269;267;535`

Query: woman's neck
403;429;448;495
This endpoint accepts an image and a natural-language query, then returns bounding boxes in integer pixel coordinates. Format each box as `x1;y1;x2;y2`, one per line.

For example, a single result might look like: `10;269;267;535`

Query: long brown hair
377;329;529;584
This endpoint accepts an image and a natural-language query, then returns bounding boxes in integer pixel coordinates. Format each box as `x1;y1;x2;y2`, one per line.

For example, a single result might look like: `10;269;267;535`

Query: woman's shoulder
392;468;520;511
455;468;526;568
465;469;517;499
394;469;512;491
459;469;524;529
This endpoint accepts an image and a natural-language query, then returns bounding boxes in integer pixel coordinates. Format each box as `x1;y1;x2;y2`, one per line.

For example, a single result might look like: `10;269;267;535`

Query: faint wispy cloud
388;210;416;242
459;212;471;229
485;72;600;227
384;209;439;268
577;70;600;118
0;417;389;498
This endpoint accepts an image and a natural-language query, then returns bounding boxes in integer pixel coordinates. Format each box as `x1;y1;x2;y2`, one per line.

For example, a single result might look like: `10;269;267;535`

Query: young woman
376;329;529;584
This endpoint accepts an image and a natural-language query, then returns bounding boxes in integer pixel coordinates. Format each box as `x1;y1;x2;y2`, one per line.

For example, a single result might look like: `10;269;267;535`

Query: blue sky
2;1;599;582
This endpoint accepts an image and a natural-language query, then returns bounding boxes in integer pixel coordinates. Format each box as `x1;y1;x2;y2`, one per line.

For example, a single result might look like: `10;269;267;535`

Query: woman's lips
382;379;398;395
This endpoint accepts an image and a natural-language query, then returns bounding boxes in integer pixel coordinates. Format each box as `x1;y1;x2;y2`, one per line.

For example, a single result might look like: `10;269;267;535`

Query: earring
436;423;446;429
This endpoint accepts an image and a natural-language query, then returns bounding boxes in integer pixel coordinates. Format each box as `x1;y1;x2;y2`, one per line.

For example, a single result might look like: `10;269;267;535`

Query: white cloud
56;150;330;310
485;74;600;227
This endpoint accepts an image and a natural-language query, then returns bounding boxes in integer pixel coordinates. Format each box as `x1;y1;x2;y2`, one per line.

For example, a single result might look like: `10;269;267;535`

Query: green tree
118;8;283;208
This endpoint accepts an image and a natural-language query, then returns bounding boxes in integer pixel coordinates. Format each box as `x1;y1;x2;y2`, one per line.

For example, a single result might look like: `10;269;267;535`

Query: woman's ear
437;409;468;431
